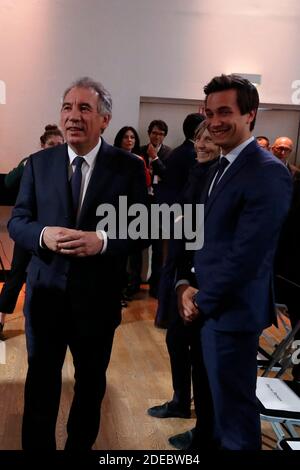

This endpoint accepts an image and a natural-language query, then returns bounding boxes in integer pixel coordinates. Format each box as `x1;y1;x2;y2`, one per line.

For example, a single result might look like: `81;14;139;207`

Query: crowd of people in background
0;73;300;451
1;124;298;340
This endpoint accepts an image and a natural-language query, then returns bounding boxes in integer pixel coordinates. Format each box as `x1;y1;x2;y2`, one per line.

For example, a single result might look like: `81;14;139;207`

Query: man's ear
247;109;256;125
100;114;111;132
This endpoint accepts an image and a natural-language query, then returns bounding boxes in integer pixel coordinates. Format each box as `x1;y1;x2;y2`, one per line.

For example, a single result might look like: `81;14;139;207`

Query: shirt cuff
39;226;48;248
175;279;190;290
96;230;108;254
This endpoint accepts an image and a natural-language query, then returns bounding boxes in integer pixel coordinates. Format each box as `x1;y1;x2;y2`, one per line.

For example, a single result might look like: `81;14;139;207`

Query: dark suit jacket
140;143;172;170
140;143;172;204
8;140;148;328
156;139;197;205
192;141;292;333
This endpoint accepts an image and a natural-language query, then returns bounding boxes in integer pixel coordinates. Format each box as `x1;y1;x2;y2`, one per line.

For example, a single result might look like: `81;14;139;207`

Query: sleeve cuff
175;279;190;290
39;226;48;248
97;230;108;254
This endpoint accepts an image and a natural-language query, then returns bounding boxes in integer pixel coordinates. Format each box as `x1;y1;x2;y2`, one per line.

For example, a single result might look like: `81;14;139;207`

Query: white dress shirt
40;138;107;252
176;136;255;289
208;136;254;196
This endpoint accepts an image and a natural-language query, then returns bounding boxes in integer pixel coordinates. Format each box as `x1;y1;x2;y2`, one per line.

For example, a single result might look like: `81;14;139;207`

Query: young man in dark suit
176;74;292;450
8;77;148;450
140;119;172;297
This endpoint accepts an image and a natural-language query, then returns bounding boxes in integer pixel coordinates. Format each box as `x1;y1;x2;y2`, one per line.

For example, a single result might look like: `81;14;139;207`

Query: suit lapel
199;159;219;203
52;144;73;222
204;141;257;218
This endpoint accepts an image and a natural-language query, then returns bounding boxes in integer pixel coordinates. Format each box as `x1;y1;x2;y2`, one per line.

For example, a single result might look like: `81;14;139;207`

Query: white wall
1;0;300;171
139;100;300;164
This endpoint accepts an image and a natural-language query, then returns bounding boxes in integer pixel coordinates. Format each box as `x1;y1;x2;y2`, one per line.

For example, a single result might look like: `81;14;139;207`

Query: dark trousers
167;312;203;415
149;239;164;296
192;324;261;450
166;298;193;411
127;251;142;291
0;243;30;313
22;280;116;451
155;254;175;327
155;239;183;326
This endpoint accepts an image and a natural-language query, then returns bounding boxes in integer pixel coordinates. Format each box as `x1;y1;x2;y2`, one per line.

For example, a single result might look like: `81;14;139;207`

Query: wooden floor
0;283;288;450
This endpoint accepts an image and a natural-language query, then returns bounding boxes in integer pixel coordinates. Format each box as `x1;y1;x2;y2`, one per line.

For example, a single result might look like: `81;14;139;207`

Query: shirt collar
68;138;102;166
220;136;254;164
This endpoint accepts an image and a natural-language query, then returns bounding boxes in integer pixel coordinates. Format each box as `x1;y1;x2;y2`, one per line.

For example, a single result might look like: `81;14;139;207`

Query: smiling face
205;89;255;155
194;128;219;162
60;86;110;155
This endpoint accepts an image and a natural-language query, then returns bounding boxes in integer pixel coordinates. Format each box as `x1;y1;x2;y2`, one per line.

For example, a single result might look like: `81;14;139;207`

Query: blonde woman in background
148;122;220;451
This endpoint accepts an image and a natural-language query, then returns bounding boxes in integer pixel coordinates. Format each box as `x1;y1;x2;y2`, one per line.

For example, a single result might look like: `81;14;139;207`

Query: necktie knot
217;157;230;172
71;156;85;220
73;156;85;169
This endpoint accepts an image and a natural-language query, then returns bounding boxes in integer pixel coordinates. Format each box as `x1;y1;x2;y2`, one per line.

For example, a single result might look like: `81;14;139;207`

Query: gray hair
62;77;112;116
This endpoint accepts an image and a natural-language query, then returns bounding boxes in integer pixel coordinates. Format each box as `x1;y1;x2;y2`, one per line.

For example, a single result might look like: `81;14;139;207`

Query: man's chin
67;136;84;146
66;139;85;152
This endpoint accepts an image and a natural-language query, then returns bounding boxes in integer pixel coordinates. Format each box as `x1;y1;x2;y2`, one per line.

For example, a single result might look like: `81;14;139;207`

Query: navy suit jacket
193;140;292;333
156;139;197;205
140;143;172;169
8;140;148;328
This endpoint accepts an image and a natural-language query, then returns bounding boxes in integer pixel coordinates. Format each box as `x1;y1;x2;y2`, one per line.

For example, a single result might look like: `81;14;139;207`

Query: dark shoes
168;428;195;450
147;401;190;419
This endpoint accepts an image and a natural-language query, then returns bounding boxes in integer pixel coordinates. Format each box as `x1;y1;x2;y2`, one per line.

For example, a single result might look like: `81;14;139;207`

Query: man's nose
209;115;222;127
69;108;81;121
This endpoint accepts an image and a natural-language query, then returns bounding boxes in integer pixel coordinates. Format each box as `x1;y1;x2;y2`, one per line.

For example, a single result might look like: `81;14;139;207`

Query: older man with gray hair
272;136;300;178
8;77;148;450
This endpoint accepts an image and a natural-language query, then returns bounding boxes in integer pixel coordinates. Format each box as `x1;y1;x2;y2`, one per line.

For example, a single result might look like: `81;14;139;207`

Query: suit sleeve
8;156;44;255
194;163;293;316
104;157;151;256
151;158;166;178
